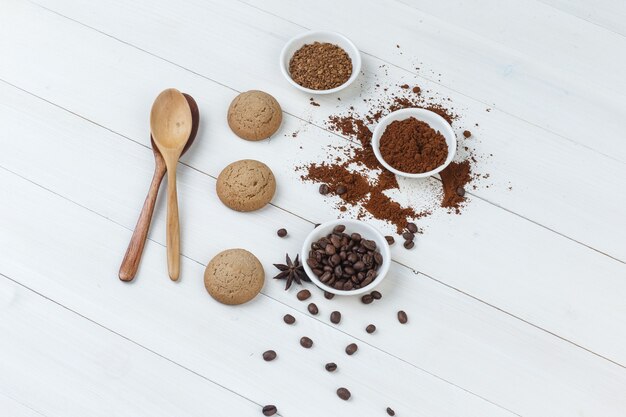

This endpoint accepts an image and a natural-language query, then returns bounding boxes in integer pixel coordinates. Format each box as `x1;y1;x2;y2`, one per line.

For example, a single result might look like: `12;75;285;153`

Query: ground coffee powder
379;117;448;173
289;42;352;90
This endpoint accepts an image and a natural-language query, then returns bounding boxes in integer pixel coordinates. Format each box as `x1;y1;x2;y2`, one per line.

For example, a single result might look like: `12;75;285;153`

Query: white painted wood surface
1;0;625;416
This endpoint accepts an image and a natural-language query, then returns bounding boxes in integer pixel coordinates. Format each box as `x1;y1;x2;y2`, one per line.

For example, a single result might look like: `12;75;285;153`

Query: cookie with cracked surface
204;249;264;305
216;159;276;212
227;90;282;141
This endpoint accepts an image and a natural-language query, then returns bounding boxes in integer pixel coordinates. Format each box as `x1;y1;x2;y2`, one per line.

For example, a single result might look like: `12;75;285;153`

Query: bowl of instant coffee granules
372;108;457;178
280;31;361;94
301;219;390;295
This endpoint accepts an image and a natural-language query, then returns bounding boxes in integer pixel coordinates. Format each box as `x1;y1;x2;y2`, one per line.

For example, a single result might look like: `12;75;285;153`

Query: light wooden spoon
149;88;192;281
118;93;199;282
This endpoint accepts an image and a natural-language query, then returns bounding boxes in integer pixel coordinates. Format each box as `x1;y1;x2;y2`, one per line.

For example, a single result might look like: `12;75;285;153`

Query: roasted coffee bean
308;303;319;315
277;228;287;238
325;244;336;255
306;258;319;269
297;289;311;301
333;281;344;290
366;324;376;334
334;265;343;277
361;275;374;287
325;362;337;372
319;184;329;195
343;280;353;290
398;310;408;324
330;235;341;248
330;311;341;324
320;271;332;283
456;186;465;197
407;222;418;233
343;266;355;276
262;405;277;416
402;231;414;241
385;235;395;245
347;253;359;263
371;290;382;300
350;232;361;242
312;268;323;277
350;275;359;284
404;240;415;249
330;253;341;266
324;291;335;300
386;407;395;416
345;343;358;355
283;314;295;325
333;224;346;233
361;294;374;304
262;350;277;361
373;252;383;265
352;261;364;271
336;185;347;195
337;387;351;401
362;239;377;251
300;336;313;348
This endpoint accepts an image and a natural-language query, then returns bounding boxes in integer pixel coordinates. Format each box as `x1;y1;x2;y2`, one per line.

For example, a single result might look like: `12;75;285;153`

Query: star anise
273;253;310;290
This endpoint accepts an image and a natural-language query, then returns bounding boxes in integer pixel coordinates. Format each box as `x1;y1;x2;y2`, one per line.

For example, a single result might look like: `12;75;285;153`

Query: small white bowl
301;219;391;296
372;108;457;178
279;31;362;95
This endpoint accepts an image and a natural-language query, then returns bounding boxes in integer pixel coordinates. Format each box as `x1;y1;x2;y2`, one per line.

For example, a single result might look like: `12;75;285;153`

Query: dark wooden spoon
118;93;200;281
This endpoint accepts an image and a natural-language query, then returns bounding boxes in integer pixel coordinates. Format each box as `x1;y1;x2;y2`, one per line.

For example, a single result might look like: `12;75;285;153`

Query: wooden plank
540;0;626;36
0;174;515;417
0;277;262;417
1;78;626;416
7;0;626;263
32;0;626;164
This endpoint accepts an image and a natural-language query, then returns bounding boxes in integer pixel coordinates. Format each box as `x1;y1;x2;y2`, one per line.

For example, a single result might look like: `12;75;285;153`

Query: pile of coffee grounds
378;117;448;174
300;83;483;233
289;42;352;90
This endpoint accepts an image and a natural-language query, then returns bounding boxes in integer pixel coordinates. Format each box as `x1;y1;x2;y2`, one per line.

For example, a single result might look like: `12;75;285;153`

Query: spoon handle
165;162;181;281
118;161;166;281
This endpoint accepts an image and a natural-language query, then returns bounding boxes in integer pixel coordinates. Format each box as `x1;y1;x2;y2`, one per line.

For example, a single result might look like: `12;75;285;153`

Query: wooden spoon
118;93;199;282
149;88;193;281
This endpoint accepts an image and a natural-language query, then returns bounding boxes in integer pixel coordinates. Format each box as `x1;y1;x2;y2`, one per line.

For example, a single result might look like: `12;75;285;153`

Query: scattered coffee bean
366;324;376;334
308;303;319;315
345;343;358;355
319;184;329;195
336;185;347;195
371;290;382;300
402;231;414;241
300;336;313;348
463;130;472;138
397;310;408;324
456;186;465;197
262;405;277;416
297;289;311;301
283;314;295;325
277;228;287;238
325;362;337;372
403;240;415;250
407;222;418;233
385;235;395;245
336;387;351;401
361;294;374;304
324;291;335;300
387;407;395;416
330;311;342;324
262;350;277;361
307;224;383;291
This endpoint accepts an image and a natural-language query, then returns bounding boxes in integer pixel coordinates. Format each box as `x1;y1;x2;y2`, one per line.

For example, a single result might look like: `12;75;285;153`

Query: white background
1;0;626;416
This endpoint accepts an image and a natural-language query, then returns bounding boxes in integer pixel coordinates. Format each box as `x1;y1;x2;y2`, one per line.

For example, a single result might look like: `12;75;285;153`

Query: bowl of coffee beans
279;31;361;94
371;108;457;179
301;219;391;295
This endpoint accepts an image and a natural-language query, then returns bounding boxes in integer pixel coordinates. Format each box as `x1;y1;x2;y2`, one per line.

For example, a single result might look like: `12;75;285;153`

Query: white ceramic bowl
372;108;457;178
279;31;362;95
301;219;391;296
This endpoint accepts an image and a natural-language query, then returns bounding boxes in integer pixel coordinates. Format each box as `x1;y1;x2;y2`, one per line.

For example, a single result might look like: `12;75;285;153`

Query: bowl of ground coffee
280;31;361;94
301;219;390;295
372;108;457;178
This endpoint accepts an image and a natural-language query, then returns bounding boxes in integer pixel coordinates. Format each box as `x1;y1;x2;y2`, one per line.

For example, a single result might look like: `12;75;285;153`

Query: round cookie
216;159;276;212
227;90;282;141
204;249;264;305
